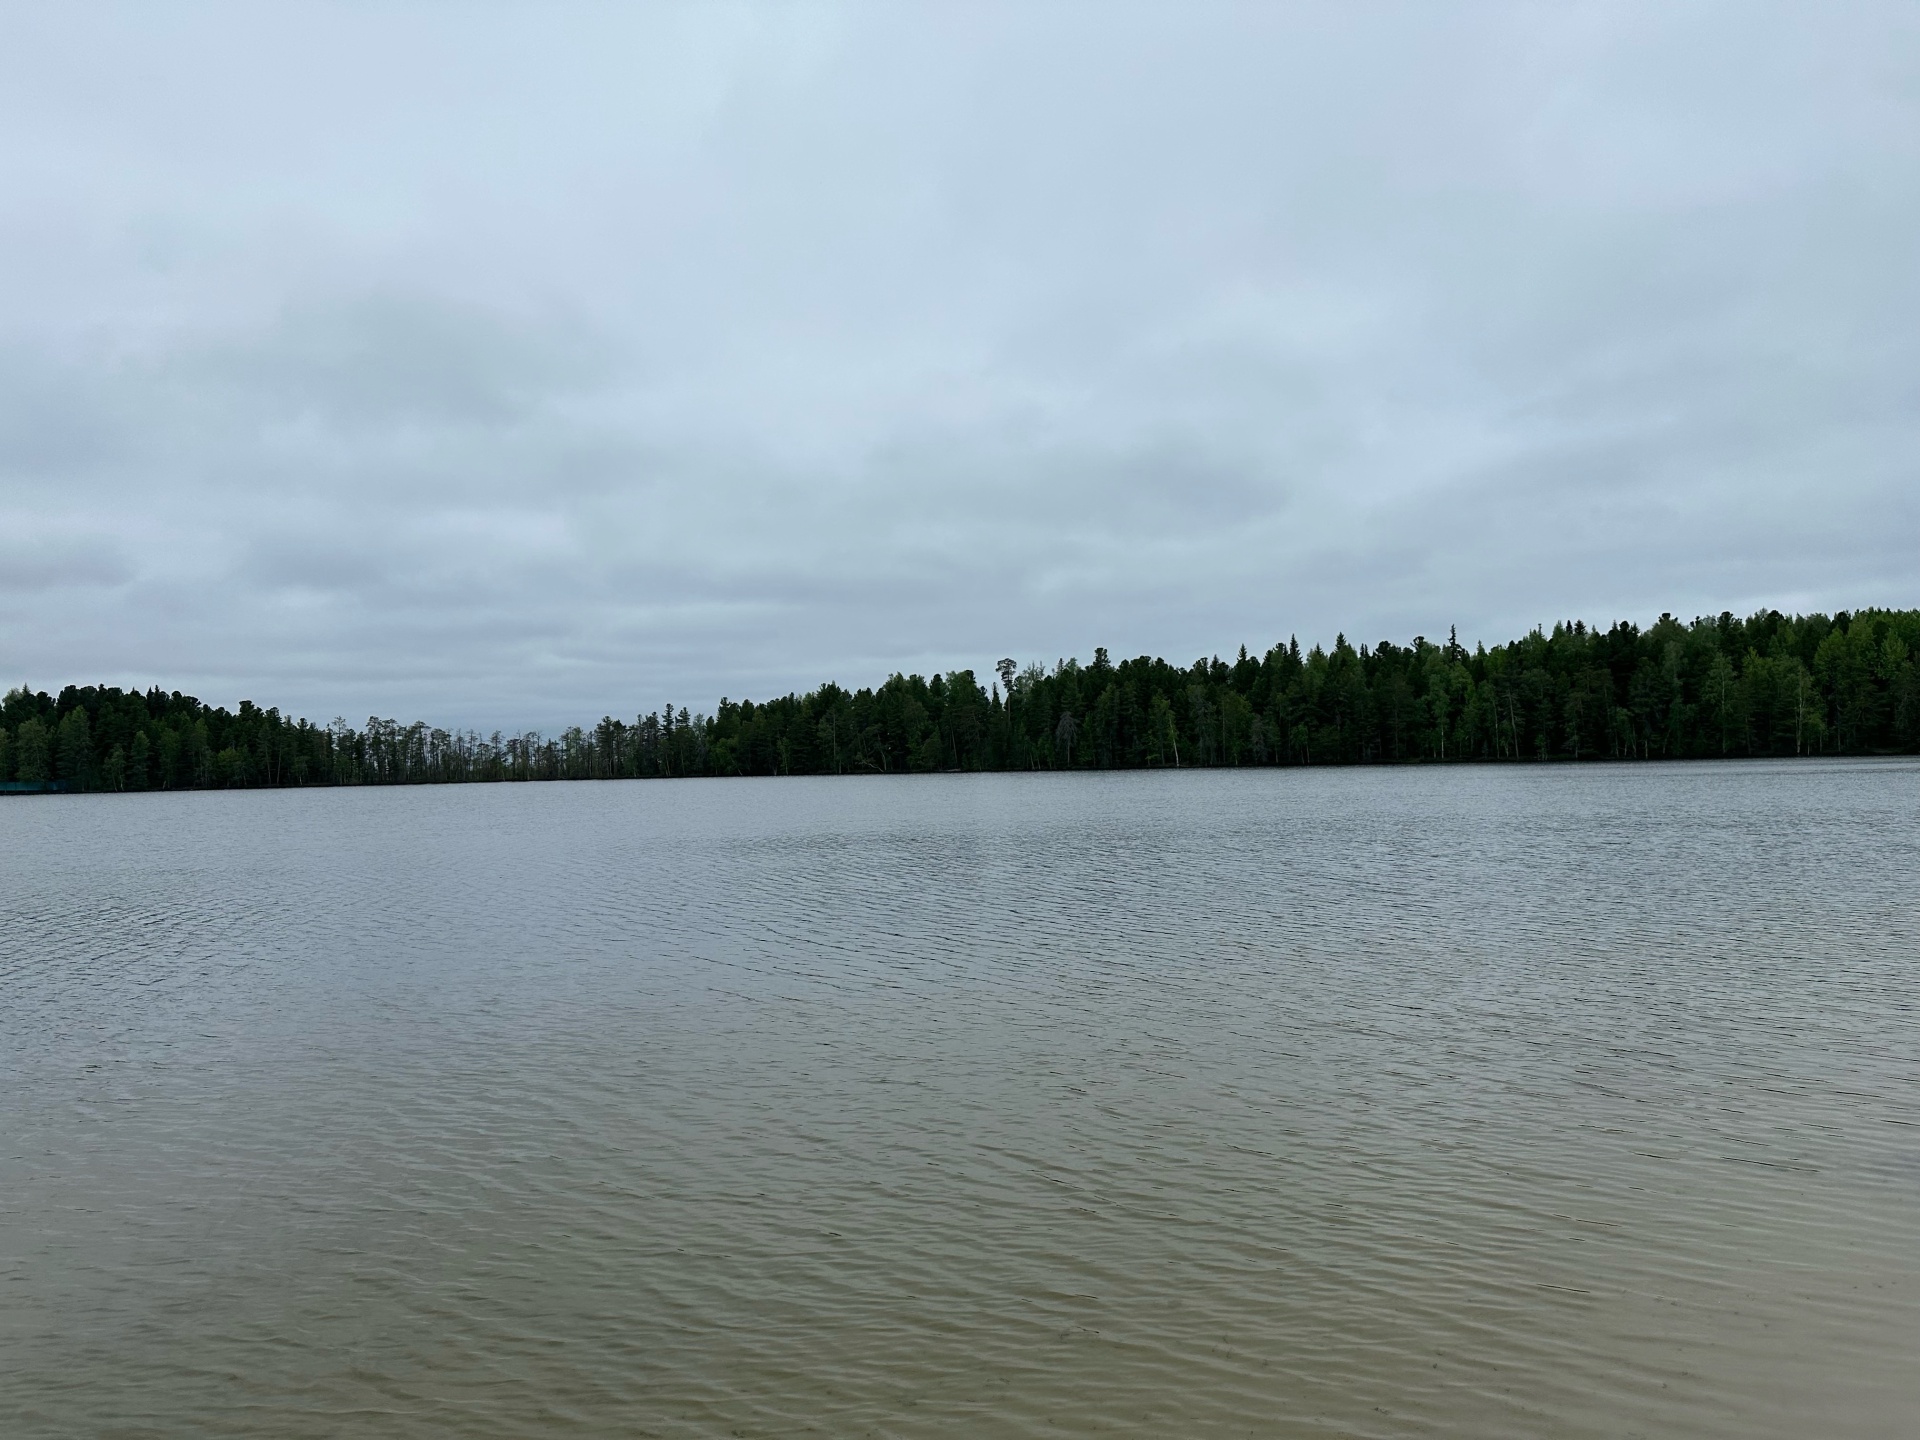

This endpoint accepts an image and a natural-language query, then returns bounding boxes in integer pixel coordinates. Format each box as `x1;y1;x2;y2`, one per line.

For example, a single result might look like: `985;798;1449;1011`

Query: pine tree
15;717;51;784
56;709;92;789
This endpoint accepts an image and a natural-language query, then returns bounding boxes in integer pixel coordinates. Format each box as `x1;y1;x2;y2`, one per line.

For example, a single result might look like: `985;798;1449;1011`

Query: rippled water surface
3;763;1918;1437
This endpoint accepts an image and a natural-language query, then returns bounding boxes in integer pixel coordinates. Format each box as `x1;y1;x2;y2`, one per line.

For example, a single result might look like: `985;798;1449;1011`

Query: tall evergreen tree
14;717;51;784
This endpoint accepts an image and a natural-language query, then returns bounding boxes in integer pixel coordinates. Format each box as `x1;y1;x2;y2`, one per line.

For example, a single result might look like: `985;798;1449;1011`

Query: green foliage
56;709;92;789
4;608;1918;793
14;716;51;783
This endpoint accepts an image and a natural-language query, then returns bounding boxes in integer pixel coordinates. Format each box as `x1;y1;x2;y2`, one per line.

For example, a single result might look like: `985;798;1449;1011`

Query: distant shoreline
5;607;1915;792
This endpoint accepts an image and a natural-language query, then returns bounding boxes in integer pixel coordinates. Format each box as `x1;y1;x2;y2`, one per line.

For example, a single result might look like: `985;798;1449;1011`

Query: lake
3;762;1917;1437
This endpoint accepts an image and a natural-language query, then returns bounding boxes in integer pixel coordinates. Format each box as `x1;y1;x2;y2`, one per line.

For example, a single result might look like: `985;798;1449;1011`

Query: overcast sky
2;3;1916;727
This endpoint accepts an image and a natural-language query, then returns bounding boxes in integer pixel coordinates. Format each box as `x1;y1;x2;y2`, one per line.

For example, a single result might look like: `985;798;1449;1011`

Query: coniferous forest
4;608;1918;792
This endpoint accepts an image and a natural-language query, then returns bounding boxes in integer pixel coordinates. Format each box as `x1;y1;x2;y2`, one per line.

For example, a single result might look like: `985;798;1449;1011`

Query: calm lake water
3;762;1917;1437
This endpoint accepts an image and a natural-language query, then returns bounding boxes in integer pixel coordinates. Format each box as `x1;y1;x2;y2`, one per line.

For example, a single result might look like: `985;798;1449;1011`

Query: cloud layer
2;3;1916;725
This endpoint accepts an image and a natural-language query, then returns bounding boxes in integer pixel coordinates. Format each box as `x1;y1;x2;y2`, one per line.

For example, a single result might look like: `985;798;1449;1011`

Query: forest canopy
4;608;1917;792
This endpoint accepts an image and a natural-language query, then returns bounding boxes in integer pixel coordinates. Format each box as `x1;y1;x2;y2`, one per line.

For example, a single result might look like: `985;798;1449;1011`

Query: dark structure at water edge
6;608;1918;791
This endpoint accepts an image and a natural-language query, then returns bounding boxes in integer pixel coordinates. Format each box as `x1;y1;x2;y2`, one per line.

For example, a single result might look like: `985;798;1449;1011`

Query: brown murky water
3;762;1917;1437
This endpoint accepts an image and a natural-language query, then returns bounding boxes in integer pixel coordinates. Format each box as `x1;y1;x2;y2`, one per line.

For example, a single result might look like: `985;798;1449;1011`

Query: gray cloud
0;2;1915;726
0;535;133;593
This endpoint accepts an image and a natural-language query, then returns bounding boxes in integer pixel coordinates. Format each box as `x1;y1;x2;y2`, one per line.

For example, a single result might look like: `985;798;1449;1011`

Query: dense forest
4;608;1917;792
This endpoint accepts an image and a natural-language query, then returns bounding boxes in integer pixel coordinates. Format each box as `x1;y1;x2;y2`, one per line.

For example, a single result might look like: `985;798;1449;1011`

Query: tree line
4;607;1917;792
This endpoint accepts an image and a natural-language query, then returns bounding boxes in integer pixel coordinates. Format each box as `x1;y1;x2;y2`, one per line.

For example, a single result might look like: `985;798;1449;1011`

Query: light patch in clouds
0;3;1916;726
